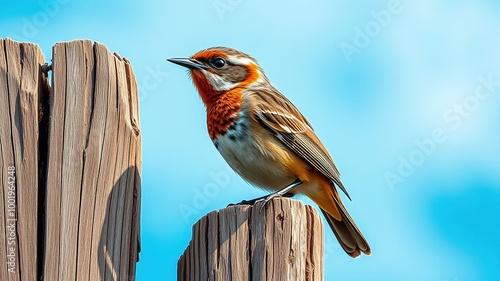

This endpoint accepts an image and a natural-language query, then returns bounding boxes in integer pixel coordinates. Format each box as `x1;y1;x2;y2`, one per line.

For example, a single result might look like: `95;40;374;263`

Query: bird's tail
308;183;371;258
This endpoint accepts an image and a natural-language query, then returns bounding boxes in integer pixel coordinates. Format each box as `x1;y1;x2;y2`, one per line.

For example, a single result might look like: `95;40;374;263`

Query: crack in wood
0;38;141;281
178;198;324;280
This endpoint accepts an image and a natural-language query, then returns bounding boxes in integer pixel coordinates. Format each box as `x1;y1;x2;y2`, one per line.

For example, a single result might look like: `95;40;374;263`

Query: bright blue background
2;0;500;280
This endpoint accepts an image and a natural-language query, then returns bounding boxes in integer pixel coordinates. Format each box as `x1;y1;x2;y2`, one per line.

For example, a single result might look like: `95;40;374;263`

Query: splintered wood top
177;198;324;281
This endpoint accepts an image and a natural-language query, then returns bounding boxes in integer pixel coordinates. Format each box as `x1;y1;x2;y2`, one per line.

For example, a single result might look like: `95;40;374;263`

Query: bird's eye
212;57;226;68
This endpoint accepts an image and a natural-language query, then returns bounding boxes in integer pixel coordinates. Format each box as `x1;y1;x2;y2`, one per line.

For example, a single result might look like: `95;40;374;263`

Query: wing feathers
251;89;351;199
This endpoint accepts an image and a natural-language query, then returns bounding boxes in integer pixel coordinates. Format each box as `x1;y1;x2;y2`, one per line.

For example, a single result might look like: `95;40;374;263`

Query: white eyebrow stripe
227;56;255;66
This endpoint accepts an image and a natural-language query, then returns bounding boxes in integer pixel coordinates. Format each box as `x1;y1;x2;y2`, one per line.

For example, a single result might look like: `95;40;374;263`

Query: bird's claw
258;194;276;212
257;192;294;212
227;191;295;210
227;199;258;207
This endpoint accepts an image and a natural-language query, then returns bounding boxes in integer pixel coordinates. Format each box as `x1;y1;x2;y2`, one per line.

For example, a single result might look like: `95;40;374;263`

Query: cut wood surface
0;38;141;281
178;198;325;281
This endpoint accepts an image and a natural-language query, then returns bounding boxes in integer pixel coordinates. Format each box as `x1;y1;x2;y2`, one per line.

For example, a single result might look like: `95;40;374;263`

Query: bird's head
168;47;264;105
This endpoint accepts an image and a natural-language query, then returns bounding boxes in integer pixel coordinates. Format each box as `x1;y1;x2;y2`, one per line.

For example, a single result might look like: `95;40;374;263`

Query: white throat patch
203;71;238;91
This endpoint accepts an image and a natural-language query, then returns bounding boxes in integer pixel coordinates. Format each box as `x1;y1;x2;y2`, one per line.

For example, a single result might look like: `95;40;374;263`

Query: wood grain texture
0;38;47;281
177;198;324;281
0;38;141;281
43;40;141;281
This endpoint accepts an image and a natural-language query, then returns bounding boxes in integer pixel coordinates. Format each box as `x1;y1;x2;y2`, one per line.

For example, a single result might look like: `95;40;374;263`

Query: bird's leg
227;192;295;207
258;178;304;212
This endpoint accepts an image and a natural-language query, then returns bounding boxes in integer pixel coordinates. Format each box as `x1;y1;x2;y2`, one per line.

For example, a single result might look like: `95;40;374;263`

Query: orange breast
206;89;243;140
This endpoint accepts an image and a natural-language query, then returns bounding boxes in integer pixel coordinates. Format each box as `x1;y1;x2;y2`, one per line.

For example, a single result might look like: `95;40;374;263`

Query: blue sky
2;0;500;280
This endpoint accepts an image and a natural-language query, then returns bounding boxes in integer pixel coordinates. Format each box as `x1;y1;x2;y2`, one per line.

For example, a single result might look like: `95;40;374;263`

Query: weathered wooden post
0;38;141;281
177;198;324;281
0;37;47;281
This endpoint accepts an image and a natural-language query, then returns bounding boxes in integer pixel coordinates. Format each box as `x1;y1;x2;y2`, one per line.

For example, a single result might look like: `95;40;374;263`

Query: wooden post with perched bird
171;46;373;280
0;38;141;281
177;198;325;281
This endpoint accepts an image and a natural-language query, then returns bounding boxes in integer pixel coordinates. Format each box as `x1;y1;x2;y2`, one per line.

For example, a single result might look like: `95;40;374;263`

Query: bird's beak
167;58;207;70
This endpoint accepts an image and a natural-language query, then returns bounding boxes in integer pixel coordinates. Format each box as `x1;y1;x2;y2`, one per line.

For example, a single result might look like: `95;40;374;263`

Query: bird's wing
252;89;351;200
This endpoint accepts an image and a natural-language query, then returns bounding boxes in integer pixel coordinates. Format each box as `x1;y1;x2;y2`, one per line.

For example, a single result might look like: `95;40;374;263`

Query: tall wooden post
0;37;47;281
177;198;325;281
0;38;141;281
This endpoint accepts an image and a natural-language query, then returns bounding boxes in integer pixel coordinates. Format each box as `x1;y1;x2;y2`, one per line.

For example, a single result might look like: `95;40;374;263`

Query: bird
168;47;371;258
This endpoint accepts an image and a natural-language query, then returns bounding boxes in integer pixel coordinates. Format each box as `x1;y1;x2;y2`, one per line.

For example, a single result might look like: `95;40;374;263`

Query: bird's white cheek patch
203;71;237;91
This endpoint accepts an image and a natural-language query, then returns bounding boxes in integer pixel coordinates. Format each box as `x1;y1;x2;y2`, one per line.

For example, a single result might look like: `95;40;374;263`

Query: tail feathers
320;195;371;258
